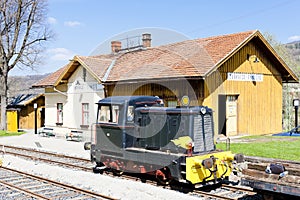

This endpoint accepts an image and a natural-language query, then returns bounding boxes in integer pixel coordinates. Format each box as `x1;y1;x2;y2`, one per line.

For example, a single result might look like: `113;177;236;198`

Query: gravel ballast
0;131;200;200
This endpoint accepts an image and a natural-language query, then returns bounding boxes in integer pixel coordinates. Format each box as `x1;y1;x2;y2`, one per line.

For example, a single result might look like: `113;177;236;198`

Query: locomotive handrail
125;147;185;156
220;162;229;178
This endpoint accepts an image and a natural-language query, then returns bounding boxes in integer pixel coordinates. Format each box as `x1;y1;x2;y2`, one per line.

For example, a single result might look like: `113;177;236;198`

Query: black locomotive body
85;96;241;185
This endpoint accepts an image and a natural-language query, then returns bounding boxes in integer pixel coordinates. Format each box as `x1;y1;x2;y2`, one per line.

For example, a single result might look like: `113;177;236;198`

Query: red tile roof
33;55;116;87
32;65;68;87
76;55;115;80
32;30;298;87
106;30;255;81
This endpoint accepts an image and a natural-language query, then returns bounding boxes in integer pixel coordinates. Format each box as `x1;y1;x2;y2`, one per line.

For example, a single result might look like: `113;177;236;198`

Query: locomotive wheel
262;194;274;200
93;166;103;174
112;169;123;176
170;181;193;193
155;167;171;185
93;162;105;174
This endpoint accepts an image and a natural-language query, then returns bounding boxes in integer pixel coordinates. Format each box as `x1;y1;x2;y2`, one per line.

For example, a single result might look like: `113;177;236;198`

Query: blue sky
10;0;300;76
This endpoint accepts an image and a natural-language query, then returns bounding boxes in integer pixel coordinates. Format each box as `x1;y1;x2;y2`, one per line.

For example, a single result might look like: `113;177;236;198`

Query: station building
34;30;298;137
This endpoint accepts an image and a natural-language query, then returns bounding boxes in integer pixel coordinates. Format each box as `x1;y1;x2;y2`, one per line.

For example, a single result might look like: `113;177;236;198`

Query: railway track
190;184;259;200
0;144;261;199
242;156;300;199
0;144;93;171
0;166;116;200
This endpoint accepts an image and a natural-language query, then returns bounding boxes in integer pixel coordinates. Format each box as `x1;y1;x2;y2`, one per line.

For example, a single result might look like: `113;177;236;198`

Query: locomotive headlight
200;107;207;115
202;157;214;169
84;142;91;150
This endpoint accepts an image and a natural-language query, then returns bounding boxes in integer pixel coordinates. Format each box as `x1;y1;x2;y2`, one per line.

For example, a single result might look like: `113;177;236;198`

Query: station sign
227;72;263;82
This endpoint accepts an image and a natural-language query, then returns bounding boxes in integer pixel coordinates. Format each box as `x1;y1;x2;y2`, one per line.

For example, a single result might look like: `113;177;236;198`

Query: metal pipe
54;87;67;96
295;106;298;132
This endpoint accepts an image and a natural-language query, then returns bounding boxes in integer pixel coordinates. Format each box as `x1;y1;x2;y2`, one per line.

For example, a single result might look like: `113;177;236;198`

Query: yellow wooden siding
18;106;43;129
106;40;284;135
107;80;204;106
18;97;44;129
203;41;282;135
7;110;18;132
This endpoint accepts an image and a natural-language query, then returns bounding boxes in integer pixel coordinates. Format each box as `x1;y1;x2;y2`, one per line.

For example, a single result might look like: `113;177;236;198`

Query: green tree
0;0;52;130
264;32;300;131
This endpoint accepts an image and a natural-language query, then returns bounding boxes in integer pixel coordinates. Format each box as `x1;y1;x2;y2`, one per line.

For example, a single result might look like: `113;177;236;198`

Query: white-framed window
82;103;89;125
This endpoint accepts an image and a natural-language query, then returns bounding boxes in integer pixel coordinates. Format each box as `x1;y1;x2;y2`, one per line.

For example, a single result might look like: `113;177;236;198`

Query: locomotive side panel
135;109;190;153
98;124;123;151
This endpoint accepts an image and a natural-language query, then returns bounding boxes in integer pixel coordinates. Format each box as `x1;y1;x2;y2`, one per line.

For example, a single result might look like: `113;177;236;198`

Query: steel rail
5;150;92;171
1;144;260;199
1;144;92;171
1;144;89;161
0;178;50;199
0;166;117;200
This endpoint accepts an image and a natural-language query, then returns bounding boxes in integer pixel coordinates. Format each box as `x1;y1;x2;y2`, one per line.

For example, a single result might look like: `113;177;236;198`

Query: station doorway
218;95;238;136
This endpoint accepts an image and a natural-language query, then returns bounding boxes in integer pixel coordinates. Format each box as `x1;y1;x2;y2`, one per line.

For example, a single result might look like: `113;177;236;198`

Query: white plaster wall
43;65;104;138
66;66;104;130
44;92;67;127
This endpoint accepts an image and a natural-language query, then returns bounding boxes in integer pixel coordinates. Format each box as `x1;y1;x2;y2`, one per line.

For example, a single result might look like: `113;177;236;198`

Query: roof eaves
22;94;44;106
54;57;77;86
31;84;53;88
103;75;204;85
255;31;299;82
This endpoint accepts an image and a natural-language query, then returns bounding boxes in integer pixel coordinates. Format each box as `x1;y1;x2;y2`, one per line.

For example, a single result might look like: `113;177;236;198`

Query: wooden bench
38;127;55;137
66;130;83;142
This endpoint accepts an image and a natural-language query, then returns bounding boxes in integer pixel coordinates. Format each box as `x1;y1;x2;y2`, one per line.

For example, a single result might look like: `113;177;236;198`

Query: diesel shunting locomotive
84;96;243;185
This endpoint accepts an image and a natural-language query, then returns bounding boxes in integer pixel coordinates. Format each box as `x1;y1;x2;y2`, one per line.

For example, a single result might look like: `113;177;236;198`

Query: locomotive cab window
127;106;134;122
98;105;120;123
112;105;120;123
99;105;110;122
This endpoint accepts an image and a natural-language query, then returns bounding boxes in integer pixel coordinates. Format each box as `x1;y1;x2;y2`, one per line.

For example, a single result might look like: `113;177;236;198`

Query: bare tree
0;0;52;130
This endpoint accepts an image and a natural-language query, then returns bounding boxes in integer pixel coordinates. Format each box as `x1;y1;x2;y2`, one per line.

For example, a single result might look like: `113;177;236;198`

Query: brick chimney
111;41;122;53
142;33;151;48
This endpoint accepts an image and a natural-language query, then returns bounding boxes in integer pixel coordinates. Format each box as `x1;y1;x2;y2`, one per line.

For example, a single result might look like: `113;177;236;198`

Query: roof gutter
54;86;68;96
103;76;204;85
102;59;117;82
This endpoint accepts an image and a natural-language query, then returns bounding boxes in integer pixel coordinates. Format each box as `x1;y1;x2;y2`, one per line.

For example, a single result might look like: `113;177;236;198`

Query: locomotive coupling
234;153;245;163
186;151;237;184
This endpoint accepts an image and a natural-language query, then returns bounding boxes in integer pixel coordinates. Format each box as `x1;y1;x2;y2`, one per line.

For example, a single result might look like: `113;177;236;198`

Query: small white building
33;55;115;139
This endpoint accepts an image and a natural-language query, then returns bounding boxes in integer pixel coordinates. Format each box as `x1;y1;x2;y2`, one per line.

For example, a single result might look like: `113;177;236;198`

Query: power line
187;0;297;35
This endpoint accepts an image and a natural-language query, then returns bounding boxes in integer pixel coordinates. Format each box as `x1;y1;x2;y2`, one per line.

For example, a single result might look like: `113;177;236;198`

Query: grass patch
216;136;300;161
0;130;25;137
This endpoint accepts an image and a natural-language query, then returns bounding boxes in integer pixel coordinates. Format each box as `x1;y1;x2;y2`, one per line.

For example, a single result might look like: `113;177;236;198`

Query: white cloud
48;48;75;61
64;21;82;27
288;35;300;42
48;17;57;25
